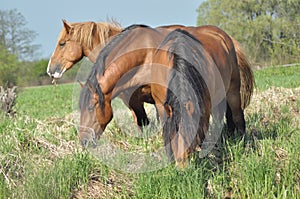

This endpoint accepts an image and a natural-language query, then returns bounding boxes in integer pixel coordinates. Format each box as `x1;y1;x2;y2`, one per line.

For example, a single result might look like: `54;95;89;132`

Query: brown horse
47;20;254;130
78;24;249;167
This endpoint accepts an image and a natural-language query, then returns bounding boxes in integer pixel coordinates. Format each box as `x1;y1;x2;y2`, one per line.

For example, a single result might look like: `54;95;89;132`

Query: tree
0;9;45;87
197;0;300;65
0;44;19;86
0;9;40;61
18;59;51;86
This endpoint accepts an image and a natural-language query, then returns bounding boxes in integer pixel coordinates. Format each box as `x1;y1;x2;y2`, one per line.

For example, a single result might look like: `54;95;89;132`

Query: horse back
161;25;239;91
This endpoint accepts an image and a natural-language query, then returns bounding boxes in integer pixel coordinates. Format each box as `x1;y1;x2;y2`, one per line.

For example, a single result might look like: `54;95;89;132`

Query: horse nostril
47;64;63;77
80;138;89;148
80;136;97;149
79;128;97;148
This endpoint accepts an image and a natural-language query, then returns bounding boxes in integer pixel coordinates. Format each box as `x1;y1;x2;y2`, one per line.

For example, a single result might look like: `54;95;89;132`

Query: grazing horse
79;24;248;167
47;20;254;131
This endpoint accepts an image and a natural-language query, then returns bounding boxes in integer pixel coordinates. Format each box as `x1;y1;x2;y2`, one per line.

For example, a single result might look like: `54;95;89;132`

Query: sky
1;0;202;59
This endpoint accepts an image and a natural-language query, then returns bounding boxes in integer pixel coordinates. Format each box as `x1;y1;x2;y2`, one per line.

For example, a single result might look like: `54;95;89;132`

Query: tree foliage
0;9;40;61
0;45;19;86
0;9;81;87
197;0;300;65
17;59;51;86
0;9;50;87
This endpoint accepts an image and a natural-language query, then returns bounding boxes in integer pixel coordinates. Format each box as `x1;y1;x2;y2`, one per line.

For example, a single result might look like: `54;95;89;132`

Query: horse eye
59;41;66;47
88;105;95;112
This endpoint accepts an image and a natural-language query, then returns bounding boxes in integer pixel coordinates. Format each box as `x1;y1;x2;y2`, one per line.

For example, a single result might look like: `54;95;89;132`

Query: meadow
0;65;299;198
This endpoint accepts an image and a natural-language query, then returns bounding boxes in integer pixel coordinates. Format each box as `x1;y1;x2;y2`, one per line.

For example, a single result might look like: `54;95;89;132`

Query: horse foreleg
129;89;150;127
129;101;149;127
118;91;149;128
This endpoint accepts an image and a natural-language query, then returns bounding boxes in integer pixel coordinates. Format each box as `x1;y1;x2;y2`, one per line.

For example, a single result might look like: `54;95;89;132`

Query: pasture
0;65;299;198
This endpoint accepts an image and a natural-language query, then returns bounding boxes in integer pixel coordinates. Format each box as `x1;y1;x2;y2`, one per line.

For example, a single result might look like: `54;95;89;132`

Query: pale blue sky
2;0;202;59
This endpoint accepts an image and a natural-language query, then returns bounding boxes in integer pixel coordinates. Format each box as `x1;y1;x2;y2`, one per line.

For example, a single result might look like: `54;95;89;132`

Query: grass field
0;65;299;198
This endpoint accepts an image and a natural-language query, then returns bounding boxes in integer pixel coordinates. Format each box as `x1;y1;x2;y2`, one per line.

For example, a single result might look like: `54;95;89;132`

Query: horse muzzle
79;127;97;148
47;62;65;79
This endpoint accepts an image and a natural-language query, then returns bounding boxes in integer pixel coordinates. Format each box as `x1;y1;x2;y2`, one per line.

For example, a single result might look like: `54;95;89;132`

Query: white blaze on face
47;52;54;76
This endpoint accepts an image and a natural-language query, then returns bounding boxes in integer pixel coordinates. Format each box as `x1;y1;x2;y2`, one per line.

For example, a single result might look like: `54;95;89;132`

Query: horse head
47;20;122;79
47;20;85;78
79;79;113;147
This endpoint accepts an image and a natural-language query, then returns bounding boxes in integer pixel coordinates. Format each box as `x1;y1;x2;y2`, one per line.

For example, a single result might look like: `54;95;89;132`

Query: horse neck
84;26;122;63
97;27;171;95
100;49;173;99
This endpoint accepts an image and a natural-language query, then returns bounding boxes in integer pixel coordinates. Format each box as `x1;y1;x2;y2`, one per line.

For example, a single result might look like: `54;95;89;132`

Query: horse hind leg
225;103;236;136
226;85;246;137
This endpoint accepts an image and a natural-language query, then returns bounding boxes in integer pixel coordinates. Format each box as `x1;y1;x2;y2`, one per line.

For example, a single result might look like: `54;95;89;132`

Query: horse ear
164;103;173;118
77;80;84;89
185;101;195;116
87;81;95;93
62;19;71;33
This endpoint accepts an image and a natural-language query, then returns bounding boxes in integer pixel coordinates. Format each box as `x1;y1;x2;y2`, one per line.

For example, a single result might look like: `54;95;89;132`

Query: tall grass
0;65;299;198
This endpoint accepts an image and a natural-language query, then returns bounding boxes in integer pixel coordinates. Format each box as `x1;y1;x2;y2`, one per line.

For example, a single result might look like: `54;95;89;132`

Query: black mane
122;24;150;32
162;29;211;155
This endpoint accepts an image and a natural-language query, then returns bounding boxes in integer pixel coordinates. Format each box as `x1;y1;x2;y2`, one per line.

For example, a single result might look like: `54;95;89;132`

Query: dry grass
246;86;300;128
72;169;134;199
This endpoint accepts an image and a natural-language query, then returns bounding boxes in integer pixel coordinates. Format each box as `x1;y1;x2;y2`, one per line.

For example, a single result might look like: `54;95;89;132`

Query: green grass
16;83;75;119
254;65;300;90
0;65;300;198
